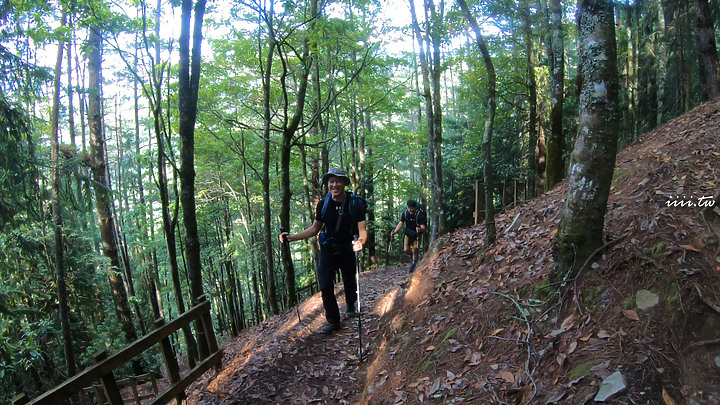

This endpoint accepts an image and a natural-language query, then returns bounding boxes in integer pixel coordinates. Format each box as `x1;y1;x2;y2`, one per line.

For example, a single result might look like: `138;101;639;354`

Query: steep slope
187;99;719;404
362;99;720;404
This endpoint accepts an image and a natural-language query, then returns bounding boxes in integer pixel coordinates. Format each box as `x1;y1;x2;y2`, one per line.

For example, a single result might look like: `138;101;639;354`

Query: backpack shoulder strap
320;192;332;220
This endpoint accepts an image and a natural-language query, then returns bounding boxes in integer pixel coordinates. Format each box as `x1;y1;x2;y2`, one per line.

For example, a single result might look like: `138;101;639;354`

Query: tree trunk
523;0;538;198
545;0;565;190
656;0;667;124
551;0;620;283
258;8;281;315
278;0;316;307
694;0;720;100
458;0;497;245
147;0;199;367
409;0;436;241
88;26;142;352
428;0;447;235
50;11;77;378
178;0;209;358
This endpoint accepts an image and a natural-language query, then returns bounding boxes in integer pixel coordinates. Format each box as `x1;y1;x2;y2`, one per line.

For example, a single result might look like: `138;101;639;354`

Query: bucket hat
322;167;351;186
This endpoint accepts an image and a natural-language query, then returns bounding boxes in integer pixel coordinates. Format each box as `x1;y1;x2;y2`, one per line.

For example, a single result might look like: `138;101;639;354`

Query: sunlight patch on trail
373;286;401;316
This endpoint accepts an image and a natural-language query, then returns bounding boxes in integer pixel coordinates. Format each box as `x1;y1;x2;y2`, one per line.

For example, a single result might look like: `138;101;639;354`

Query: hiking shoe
319;322;341;334
409;261;416;273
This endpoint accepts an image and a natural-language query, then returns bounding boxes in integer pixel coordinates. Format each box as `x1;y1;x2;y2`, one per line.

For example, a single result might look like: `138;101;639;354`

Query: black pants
317;245;358;325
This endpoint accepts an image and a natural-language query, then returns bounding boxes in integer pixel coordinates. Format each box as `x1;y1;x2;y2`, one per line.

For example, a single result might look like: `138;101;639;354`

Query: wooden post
128;376;141;405
148;372;159;395
154;318;181;383
474;181;485;225
93;350;124;405
199;299;220;366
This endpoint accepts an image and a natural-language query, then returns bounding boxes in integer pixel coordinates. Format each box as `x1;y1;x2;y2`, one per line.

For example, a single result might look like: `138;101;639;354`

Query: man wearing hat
279;168;367;334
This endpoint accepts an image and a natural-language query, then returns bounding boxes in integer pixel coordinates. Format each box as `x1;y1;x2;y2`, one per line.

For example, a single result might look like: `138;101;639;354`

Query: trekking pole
280;227;302;325
354;236;365;361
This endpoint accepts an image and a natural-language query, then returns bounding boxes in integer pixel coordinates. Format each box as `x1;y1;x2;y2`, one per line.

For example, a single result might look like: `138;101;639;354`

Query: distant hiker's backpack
404;203;426;226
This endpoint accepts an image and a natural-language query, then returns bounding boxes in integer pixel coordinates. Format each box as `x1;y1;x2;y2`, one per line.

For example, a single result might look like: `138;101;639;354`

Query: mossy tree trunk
550;0;620;283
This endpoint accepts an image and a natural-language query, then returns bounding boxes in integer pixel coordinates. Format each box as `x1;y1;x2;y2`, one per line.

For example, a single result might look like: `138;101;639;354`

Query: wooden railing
13;299;222;405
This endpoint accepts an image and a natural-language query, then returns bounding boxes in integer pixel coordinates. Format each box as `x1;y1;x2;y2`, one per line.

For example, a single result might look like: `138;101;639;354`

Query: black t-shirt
401;208;426;233
316;192;366;245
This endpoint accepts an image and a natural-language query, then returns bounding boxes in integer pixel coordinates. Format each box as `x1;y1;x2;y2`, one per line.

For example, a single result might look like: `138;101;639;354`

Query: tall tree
545;0;565;190
142;0;199;367
656;0;667;124
259;3;281;316
694;0;720;100
427;0;447;236
522;0;538;198
178;0;210;357
409;0;437;241
88;25;141;348
551;0;620;282
278;0;318;308
457;0;497;245
50;11;77;378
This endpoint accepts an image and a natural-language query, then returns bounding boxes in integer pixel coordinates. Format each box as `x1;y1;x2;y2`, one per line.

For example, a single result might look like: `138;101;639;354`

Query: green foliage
0;0;712;399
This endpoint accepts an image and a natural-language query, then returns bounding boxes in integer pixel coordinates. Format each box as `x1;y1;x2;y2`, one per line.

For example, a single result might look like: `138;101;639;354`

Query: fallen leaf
623;309;641;321
376;374;389;387
560;314;575;330
662;388;676;405
567;341;578;354
679;244;701;252
597;330;612;338
490;328;504;336
501;371;515;383
425;345;435;351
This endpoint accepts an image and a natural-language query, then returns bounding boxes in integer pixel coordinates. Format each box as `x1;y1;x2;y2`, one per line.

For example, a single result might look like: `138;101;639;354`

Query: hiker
279;167;367;334
390;199;426;272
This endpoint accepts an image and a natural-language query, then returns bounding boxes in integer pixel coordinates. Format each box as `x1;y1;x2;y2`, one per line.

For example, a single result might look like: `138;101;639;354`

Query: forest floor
185;99;720;404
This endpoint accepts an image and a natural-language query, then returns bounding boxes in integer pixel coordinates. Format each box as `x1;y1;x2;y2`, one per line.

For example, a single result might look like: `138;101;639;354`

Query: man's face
407;205;417;214
328;177;347;198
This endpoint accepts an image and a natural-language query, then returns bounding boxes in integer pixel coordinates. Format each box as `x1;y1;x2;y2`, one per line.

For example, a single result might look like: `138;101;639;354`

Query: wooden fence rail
13;299;222;405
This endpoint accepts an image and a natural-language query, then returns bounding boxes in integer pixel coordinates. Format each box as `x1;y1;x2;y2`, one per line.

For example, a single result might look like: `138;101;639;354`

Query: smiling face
407;205;417;214
327;177;348;200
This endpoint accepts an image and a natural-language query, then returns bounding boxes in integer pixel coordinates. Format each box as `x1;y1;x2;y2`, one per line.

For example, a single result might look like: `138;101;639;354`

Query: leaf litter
185;100;720;404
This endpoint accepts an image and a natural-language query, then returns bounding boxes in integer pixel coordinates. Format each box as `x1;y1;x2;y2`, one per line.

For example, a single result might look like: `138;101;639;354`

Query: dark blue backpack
320;191;367;224
317;191;367;246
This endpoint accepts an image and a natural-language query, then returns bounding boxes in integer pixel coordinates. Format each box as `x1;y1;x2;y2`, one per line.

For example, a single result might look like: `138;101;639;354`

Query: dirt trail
187;264;411;404
188;99;720;404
